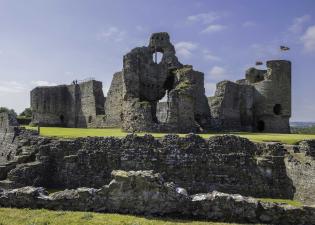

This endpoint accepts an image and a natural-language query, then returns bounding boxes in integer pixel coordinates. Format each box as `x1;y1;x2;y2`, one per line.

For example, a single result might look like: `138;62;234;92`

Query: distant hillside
290;121;315;128
291;121;315;134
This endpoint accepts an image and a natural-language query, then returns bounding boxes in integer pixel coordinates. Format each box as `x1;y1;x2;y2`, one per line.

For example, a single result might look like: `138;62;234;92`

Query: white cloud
242;21;256;28
31;80;57;87
201;24;226;33
187;12;221;24
203;50;221;61
175;41;198;58
208;66;229;80
300;25;315;52
289;15;311;33
0;81;27;95
98;27;126;42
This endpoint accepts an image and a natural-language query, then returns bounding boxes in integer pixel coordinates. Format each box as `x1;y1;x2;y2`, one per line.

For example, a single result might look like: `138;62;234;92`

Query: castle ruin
31;32;291;133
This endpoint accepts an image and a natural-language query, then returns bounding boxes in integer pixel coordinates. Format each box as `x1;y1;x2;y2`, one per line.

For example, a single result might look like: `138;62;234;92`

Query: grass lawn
0;208;259;225
24;126;315;145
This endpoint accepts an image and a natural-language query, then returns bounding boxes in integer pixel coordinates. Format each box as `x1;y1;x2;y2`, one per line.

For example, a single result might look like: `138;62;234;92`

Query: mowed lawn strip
24;126;315;145
0;208;261;225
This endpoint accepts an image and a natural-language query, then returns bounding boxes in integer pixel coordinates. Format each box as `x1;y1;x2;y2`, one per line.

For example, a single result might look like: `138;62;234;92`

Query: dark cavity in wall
59;115;64;124
273;104;282;115
163;72;175;92
257;120;265;132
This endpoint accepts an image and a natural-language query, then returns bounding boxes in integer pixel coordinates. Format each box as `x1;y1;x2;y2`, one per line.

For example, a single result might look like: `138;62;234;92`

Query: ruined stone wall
119;33;211;133
1;130;310;201
156;102;168;123
31;80;105;128
190;69;212;129
121;33;183;132
284;141;315;205
103;72;123;127
77;80;105;128
0;112;19;133
208;60;291;133
0;112;19;165
1;170;314;225
31;85;74;126
208;81;253;131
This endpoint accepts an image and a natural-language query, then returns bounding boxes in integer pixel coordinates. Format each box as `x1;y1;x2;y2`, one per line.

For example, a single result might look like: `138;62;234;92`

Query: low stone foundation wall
0;129;315;205
0;170;314;225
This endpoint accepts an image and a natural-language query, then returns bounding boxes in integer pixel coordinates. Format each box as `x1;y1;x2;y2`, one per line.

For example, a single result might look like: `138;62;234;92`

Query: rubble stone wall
1;129;315;204
0;170;314;225
209;60;291;133
31;80;105;128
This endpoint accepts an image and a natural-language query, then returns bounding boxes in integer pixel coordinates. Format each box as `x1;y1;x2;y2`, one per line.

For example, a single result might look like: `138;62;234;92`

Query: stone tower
208;60;291;133
31;80;105;128
252;60;291;133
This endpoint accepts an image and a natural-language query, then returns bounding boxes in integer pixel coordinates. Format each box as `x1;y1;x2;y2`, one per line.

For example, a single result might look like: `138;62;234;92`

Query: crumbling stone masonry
1;116;315;224
1;122;315;205
31;80;106;128
1;170;315;225
30;32;291;133
31;33;212;133
120;33;211;132
208;60;291;133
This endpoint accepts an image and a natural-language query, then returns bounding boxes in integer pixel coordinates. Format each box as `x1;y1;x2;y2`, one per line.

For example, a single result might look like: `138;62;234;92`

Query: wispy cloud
175;41;198;58
31;80;57;86
203;50;221;61
300;25;315;52
208;66;230;81
0;81;27;95
187;12;228;34
187;12;221;24
242;21;256;28
289;15;311;33
97;27;126;42
201;24;226;33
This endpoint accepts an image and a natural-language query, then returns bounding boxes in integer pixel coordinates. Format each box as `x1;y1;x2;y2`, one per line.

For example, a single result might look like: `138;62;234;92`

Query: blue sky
0;0;314;121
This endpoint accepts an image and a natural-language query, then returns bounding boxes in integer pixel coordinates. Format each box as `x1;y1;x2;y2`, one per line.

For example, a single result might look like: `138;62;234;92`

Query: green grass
0;208;259;225
256;198;303;207
23;126;315;145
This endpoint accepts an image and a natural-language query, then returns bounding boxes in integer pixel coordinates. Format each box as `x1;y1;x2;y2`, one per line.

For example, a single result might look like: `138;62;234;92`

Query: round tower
253;60;291;133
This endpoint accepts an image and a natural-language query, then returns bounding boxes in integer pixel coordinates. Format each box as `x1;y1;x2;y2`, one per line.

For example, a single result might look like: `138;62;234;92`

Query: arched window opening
273;104;282;115
152;52;163;64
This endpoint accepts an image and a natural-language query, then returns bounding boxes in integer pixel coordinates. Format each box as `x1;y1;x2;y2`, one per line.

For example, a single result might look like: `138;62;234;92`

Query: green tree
20;108;33;118
0;107;17;117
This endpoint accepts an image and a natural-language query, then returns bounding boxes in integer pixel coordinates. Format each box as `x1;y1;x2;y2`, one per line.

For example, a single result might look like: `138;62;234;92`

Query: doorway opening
257;120;265;132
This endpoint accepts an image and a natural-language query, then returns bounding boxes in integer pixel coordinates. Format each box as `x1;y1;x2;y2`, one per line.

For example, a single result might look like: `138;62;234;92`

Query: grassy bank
0;208;258;225
24;126;315;144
